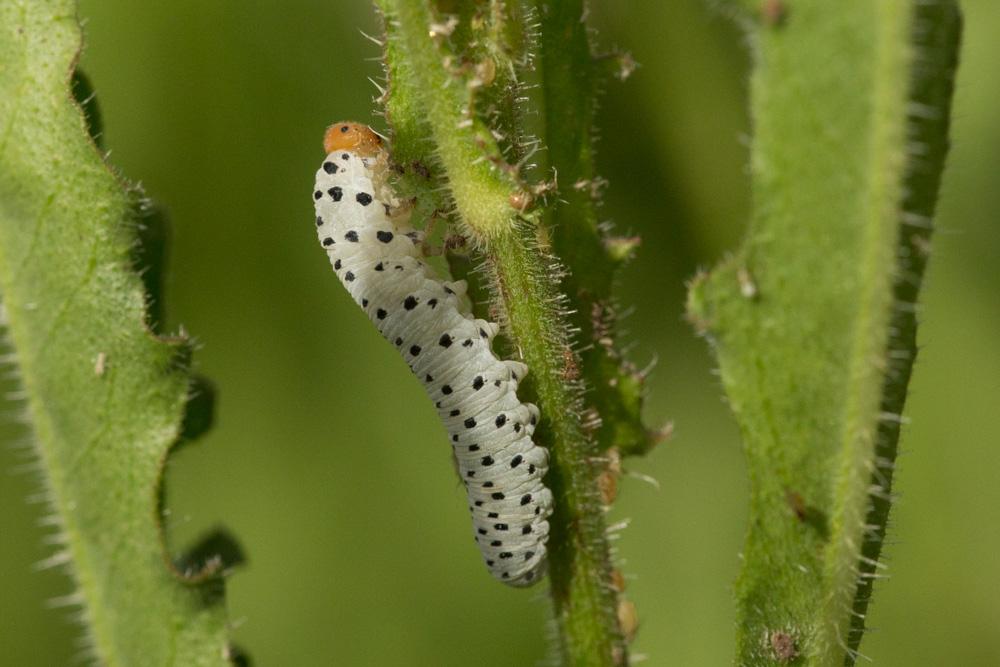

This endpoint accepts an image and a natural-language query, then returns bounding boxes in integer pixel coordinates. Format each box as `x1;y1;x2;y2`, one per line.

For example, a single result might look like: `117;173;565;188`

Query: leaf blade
0;2;232;664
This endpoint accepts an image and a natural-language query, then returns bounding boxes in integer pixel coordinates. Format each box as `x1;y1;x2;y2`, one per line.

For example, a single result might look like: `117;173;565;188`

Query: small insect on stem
94;352;107;377
737;266;758;299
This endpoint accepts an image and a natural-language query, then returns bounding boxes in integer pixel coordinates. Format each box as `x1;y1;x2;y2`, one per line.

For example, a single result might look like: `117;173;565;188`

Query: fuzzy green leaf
0;2;232;665
687;1;960;664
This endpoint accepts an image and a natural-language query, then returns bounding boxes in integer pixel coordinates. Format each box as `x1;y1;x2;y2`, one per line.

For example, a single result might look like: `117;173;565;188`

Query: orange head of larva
323;121;384;158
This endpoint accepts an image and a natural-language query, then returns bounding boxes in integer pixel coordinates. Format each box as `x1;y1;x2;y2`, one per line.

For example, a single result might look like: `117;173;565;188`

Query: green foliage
687;1;960;664
0;1;232;665
0;1;982;665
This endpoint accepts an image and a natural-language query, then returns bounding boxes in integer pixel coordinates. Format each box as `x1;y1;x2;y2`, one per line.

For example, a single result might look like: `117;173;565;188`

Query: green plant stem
376;0;625;663
534;0;651;457
845;0;960;655
687;1;960;664
488;228;625;667
380;0;515;238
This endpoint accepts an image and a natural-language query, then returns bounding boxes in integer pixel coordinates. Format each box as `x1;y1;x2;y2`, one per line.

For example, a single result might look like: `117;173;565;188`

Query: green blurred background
1;1;997;664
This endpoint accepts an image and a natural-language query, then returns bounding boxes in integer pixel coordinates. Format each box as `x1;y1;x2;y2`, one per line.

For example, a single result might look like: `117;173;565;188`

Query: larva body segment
313;122;552;586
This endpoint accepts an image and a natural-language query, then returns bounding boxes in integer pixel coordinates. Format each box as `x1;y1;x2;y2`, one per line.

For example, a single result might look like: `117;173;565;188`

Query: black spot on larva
478;528;487;535
410;345;421;356
488;512;499;520
494;523;508;531
502;572;510;579
323;161;338;174
316;216;324;227
394;264;403;270
322;237;334;247
345;271;355;282
491;492;505;500
520;494;532;506
481;455;494;466
362;298;369;307
444;286;455;295
535;506;541;515
451;434;458;442
435;401;442;409
439;334;453;348
479;328;488;338
313;190;322;200
334;259;342;270
495;414;507;428
377;230;393;243
462;339;473;348
329;187;343;201
449;409;460;417
486;559;494;567
394;337;403;346
344;230;358;242
510;455;522;468
403;296;418;310
499;551;512;559
442;384;453;395
426;374;434;382
526;571;534;581
428;298;438;308
464;417;476;429
514;423;522;433
522;525;532;535
356;192;373;206
530;414;537;425
376;308;387;320
490;540;502;547
524;551;535;561
340;125;349;133
494;380;502;387
528;464;536;474
474;500;483;507
341;152;350;160
468;444;480;452
467;471;475;478
512;372;518;381
375;262;384;271
483;481;494;488
472;376;484;390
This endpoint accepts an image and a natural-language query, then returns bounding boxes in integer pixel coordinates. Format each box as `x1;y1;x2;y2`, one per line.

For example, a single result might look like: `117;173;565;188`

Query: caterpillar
312;122;553;586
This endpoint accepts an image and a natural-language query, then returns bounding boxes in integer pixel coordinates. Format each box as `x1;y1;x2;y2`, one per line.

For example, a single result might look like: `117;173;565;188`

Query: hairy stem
534;0;652;458
687;1;960;664
489;228;625;667
376;0;625;663
380;0;516;238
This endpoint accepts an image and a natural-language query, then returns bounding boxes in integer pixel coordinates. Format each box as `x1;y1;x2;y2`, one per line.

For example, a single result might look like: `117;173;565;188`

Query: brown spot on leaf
769;630;798;662
761;0;787;26
561;347;581;381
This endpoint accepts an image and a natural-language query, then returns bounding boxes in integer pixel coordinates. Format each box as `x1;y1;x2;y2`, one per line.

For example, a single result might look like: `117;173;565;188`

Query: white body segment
313;147;552;586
